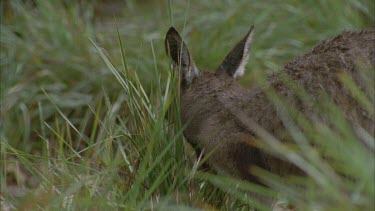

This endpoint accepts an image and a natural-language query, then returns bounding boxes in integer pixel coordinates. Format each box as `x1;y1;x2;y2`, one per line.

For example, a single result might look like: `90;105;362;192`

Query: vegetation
1;0;374;210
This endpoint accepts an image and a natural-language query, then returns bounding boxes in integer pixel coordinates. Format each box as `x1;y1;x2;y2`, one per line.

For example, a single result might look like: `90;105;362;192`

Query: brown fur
166;28;375;183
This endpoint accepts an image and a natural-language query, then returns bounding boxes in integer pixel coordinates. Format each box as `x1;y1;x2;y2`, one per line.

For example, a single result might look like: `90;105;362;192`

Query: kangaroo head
164;26;255;137
165;26;259;180
164;26;255;135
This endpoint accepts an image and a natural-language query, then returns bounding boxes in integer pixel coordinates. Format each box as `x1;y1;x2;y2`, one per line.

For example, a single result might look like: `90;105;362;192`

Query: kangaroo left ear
165;27;199;85
217;25;254;79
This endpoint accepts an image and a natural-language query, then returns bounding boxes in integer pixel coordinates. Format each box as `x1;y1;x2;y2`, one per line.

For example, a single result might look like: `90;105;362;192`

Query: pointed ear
217;25;255;79
165;27;199;85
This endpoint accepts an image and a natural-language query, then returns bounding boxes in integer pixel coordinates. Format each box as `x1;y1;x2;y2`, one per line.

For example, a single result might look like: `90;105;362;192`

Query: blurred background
1;0;374;210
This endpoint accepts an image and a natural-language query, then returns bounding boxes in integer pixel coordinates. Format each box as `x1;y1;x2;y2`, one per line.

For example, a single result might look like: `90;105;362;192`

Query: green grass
1;0;374;210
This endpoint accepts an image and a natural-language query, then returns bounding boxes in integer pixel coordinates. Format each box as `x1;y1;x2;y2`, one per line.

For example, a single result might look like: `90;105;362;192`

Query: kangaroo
165;26;375;184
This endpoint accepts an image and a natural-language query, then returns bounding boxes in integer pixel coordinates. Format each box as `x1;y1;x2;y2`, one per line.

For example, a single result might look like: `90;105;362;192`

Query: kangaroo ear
165;27;199;85
217;25;254;79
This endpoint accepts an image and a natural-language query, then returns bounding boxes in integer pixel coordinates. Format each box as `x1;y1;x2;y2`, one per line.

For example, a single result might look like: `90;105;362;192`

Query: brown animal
165;26;375;184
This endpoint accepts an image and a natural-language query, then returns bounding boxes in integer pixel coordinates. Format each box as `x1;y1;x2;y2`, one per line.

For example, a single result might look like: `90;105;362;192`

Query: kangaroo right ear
217;25;255;79
165;27;199;85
